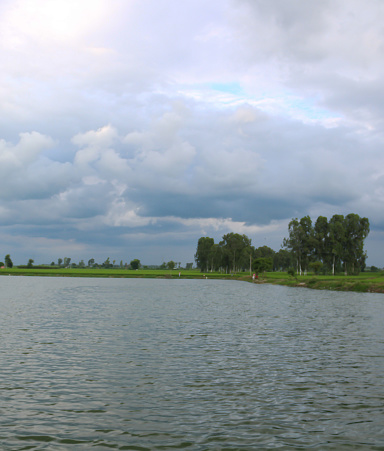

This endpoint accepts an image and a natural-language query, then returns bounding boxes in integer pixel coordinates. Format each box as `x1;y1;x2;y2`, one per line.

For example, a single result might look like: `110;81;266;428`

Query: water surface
0;277;383;449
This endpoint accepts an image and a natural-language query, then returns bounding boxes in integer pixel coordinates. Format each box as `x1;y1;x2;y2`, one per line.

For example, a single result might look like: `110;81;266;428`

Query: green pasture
1;266;384;292
0;267;228;279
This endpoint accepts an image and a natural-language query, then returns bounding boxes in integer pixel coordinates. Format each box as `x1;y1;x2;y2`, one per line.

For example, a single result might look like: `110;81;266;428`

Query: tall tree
298;216;315;274
208;243;222;272
283;218;303;275
273;249;293;271
219;233;251;273
241;245;255;275
314;216;329;266
284;214;370;276
328;215;345;275
343;214;370;275
195;237;214;272
5;254;13;268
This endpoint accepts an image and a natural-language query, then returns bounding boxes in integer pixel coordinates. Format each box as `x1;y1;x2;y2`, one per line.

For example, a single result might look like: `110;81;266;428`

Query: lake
0;276;383;450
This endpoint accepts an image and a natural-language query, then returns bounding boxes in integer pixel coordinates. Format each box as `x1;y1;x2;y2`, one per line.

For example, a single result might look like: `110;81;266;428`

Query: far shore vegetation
0;267;384;293
1;213;382;292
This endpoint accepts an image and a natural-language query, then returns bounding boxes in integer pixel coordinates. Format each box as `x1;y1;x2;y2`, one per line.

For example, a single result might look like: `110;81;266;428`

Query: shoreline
1;268;384;293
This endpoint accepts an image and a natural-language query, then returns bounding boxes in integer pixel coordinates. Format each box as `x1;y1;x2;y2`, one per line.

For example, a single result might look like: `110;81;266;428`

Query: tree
253;257;273;274
5;254;13;268
208;243;223;272
309;261;323;275
63;257;71;267
283;214;370;276
273;249;293;271
283;218;303;275
102;257;112;268
195;237;214;272
78;260;85;268
298;216;315;274
88;258;95;267
27;259;34;268
185;262;193;270
314;216;330;267
130;259;141;270
241;245;255;275
254;246;275;273
343;213;370;275
58;258;63;266
219;233;251;273
167;260;176;270
254;245;275;259
328;214;345;275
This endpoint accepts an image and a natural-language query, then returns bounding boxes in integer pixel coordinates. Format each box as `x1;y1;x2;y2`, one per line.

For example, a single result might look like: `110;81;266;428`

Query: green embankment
1;267;384;293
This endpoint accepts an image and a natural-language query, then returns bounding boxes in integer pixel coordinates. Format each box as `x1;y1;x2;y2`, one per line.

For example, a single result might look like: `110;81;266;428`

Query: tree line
284;213;369;275
195;233;292;274
195;213;370;275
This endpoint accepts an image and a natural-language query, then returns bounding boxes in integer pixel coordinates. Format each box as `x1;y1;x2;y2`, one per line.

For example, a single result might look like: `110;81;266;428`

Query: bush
287;267;295;277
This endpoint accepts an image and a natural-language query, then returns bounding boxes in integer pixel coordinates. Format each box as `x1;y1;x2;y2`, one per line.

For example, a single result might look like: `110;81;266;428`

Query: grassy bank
0;267;232;279
258;271;384;293
1;267;384;293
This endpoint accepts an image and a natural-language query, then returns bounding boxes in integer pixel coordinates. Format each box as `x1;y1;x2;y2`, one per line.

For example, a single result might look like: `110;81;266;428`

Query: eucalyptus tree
208;243;222;272
283;218;304;275
343;213;370;274
195;236;214;272
314;215;330;268
241;244;255;275
284;213;370;275
273;249;293;271
328;215;345;275
219;233;251;273
299;216;315;274
5;254;13;268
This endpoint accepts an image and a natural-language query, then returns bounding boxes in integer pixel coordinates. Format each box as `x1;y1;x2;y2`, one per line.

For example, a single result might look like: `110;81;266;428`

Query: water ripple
0;278;383;449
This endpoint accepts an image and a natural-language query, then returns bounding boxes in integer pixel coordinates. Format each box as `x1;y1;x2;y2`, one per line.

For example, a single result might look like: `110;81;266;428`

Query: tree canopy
195;213;369;275
283;213;369;275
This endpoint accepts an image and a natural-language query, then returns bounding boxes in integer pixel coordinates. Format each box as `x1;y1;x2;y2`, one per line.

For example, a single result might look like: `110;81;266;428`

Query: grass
259;271;384;293
0;267;233;279
1;267;384;293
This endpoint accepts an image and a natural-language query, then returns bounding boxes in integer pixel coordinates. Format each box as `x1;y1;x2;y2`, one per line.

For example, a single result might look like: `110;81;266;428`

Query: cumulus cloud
0;0;383;265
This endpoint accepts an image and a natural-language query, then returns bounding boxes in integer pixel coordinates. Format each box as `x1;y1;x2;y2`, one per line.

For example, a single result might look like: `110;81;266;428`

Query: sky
1;0;384;267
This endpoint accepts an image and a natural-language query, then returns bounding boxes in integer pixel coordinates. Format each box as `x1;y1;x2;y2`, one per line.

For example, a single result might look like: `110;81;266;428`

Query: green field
0;267;228;279
1;267;384;292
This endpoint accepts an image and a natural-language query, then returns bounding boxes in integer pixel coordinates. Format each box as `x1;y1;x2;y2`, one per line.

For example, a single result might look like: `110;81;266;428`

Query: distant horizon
1;1;383;268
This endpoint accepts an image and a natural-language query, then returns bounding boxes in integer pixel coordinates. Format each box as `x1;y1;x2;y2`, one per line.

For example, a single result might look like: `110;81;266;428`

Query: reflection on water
0;277;383;449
